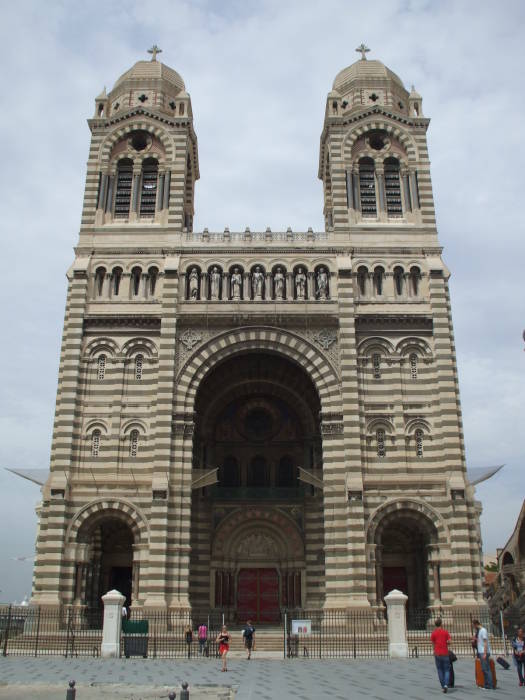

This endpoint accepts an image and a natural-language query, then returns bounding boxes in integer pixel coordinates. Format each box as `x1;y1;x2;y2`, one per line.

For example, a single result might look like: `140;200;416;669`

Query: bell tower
319;44;435;242
81;46;199;235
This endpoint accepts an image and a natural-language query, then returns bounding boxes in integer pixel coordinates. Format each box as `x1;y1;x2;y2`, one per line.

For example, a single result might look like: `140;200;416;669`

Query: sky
0;0;524;603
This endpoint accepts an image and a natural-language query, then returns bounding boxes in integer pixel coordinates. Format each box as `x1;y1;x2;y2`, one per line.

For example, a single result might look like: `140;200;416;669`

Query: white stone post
101;589;125;658
384;589;408;658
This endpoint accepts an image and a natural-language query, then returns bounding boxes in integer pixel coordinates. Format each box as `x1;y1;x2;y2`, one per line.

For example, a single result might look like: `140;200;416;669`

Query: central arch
188;347;326;620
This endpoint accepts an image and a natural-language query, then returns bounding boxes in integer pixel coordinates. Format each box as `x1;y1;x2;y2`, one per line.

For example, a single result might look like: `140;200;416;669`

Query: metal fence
1;604;522;659
405;607;522;658
0;606;102;657
283;608;389;659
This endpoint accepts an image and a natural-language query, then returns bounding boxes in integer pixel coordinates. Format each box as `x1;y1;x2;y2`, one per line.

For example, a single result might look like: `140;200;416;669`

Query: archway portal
375;509;438;615
189;351;323;620
77;514;135;610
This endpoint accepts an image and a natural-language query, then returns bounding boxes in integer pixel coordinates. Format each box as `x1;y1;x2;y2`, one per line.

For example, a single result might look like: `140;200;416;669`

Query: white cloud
0;0;524;601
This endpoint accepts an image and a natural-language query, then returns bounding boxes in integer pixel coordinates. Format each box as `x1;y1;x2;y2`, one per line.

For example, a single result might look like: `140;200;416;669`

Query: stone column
286;272;294;300
384;589;408;658
101;589;125;658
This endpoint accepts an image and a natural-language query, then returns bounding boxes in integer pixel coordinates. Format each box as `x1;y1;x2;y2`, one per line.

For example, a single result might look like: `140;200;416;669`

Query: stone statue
274;267;285;300
316;267;329;300
210;266;221;300
188;267;199;300
295;267;306;300
252;266;264;300
231;267;242;300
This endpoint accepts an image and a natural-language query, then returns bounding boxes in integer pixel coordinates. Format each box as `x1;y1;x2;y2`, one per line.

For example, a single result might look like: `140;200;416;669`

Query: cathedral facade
32;48;485;619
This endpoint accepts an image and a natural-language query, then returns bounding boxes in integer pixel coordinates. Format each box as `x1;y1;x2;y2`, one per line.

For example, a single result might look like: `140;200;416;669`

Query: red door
382;566;408;598
237;568;279;623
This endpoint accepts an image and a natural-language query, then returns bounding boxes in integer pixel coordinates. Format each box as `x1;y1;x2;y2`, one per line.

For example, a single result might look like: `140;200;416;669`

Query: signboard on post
291;619;311;635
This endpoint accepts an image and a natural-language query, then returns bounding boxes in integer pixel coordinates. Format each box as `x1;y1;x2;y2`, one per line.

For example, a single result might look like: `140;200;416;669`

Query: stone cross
355;43;370;60
148;45;162;61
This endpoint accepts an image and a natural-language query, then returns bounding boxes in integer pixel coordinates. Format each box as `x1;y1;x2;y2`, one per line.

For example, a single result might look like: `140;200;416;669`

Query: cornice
89;107;191;130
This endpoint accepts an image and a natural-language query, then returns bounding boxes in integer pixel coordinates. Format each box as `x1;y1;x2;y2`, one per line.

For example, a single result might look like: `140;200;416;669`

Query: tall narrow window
357;266;368;297
97;354;106;380
376;429;386;457
372;353;381;379
114;159;133;218
384;158;402;216
139;158;158;217
415;429;424;457
148;267;159;296
359;158;377;216
131;267;142;296
394;266;404;296
91;429;101;457
111;267;122;296
409;353;418;380
95;268;106;297
410;267;421;296
373;266;384;295
130;429;139;458
135;354;143;380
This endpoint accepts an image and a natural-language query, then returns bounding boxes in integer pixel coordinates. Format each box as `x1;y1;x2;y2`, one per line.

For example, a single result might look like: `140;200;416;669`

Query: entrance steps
223;626;283;653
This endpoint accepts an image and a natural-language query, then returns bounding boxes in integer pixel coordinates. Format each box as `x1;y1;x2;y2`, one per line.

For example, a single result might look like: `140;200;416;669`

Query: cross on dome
148;45;162;61
355;43;370;60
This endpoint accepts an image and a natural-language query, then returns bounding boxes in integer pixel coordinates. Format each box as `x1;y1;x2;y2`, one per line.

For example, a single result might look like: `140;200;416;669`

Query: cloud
0;0;524;601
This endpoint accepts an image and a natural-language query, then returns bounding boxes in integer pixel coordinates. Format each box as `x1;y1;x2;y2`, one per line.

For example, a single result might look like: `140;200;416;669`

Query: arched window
415;429;424;457
91;429;101;457
220;456;239;487
111;267;122;296
139;158;158;217
357;266;368;297
409;353;418;380
372;353;381;379
410;267;421;296
359;158;377;217
131;267;142;297
135;354;143;380
97;354;106;380
114;159;133;218
394;266;404;296
278;456;295;487
384;157;402;216
373;267;384;296
148;267;159;296
376;429;386;457
129;429;139;458
95;268;106;297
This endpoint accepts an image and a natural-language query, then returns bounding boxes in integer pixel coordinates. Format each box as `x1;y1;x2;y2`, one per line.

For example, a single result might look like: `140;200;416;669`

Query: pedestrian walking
184;624;193;658
242;619;256;660
473;619;494;689
198;622;208;656
430;618;452;693
512;627;525;687
216;625;230;672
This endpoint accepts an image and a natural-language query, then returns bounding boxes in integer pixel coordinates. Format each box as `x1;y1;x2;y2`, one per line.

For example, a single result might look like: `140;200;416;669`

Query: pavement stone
0;656;522;698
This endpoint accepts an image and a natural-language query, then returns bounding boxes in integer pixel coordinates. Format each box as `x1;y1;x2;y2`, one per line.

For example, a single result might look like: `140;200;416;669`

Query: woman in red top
430;618;452;693
216;625;230;672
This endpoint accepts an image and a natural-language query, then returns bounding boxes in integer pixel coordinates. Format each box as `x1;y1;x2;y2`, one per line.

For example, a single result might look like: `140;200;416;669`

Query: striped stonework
31;53;485;616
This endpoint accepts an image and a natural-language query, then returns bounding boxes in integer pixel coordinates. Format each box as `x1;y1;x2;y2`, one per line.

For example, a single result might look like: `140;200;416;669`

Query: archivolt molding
396;337;432;358
66;497;149;545
174;326;342;404
342;119;418;164
212;507;304;562
366;497;449;546
84;337;120;358
98;122;174;166
121;337;158;358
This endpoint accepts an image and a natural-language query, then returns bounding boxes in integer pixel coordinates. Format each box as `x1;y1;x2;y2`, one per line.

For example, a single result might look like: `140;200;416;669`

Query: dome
112;60;185;94
333;59;405;96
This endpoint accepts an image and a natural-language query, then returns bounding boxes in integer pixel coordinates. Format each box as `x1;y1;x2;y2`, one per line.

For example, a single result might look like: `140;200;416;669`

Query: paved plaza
0;656;522;699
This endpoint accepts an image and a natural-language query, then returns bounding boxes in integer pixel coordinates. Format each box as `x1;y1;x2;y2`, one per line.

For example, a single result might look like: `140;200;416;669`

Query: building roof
332;58;405;95
113;60;185;94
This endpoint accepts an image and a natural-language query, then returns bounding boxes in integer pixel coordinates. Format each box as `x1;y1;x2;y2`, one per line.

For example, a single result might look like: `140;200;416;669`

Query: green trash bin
122;619;149;658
